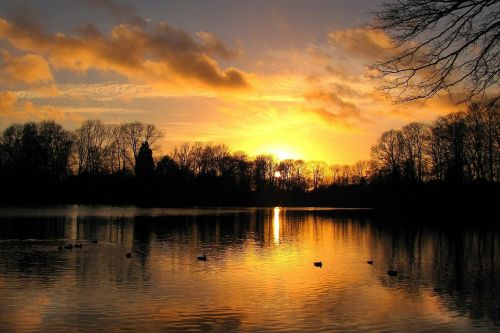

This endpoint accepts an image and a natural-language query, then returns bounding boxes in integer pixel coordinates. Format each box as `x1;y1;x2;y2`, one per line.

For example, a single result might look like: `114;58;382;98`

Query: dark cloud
84;0;147;27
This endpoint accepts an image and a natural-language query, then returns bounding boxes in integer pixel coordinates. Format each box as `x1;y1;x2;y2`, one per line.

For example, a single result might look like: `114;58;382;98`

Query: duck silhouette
197;254;207;261
91;240;98;244
58;246;63;251
313;261;323;268
126;252;132;258
387;270;398;277
367;260;374;265
64;244;73;250
74;244;82;249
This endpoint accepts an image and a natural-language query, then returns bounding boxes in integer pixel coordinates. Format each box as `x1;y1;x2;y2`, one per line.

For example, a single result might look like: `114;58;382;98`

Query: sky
0;0;460;164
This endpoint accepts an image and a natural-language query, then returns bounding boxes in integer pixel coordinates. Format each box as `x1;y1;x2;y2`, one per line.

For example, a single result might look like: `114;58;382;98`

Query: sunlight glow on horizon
268;147;300;161
244;141;306;161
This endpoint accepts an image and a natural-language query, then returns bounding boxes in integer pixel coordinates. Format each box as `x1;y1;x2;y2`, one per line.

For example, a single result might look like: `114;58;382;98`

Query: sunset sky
0;0;460;164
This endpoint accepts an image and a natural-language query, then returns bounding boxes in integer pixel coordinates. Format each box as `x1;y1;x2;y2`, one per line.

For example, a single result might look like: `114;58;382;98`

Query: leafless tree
371;0;500;103
370;100;499;183
330;164;343;184
307;161;330;189
401;122;428;182
371;129;404;178
292;159;308;190
172;142;194;172
107;126;131;173
253;154;277;190
74;120;113;175
353;160;371;183
74;121;163;174
463;99;500;180
120;121;163;164
276;159;294;190
340;164;354;184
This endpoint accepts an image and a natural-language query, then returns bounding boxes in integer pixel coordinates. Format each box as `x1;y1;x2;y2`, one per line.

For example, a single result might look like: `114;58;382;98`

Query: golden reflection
0;209;497;332
273;207;280;244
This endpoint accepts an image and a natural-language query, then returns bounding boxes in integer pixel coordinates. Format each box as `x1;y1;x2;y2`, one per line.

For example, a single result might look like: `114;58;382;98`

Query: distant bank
1;177;498;226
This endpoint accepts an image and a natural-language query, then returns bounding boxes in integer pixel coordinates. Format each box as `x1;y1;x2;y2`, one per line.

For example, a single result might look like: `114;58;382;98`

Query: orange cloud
0;91;17;111
0;91;82;126
0;17;249;90
303;89;369;126
0;49;56;95
0;49;53;85
328;28;393;60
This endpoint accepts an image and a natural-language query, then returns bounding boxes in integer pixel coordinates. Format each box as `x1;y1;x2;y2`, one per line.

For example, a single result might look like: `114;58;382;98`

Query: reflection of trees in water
74;216;133;245
0;216;142;286
0;245;69;284
431;230;499;325
1;212;498;325
371;222;500;325
0;217;69;283
0;217;67;240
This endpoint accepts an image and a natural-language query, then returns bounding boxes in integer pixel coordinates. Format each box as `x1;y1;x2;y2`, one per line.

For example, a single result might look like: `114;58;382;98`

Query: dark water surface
0;206;498;332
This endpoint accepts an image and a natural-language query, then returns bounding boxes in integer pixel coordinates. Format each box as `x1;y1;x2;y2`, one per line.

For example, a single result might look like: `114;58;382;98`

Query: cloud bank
0;16;248;90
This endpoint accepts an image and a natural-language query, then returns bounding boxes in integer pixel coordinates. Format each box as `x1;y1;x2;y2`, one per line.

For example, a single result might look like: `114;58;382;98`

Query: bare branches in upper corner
369;0;500;103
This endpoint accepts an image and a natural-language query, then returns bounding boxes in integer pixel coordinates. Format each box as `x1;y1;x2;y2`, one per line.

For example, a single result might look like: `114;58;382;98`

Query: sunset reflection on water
273;207;280;244
0;206;498;332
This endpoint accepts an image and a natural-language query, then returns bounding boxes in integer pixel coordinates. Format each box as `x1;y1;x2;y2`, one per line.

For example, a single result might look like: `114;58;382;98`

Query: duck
74;244;83;249
313;261;323;268
126;252;132;258
367;260;374;265
197;254;207;261
58;246;63;251
387;270;398;277
64;244;73;250
91;240;98;244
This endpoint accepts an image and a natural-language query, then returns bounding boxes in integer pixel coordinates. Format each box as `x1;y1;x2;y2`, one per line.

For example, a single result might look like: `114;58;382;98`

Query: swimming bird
64;244;73;250
313;261;323;268
367;260;374;265
58;246;63;251
387;270;398;277
197;254;207;261
74;244;82;249
91;240;98;244
126;252;132;258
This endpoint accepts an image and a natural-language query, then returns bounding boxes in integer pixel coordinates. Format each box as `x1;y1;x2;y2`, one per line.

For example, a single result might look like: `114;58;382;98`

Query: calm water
0;206;498;332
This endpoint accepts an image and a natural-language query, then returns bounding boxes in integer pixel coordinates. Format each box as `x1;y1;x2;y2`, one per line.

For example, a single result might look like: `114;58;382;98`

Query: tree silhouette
156;155;180;178
371;0;500;102
135;141;154;178
120;122;163;168
370;99;499;183
0;121;72;180
74;120;113;175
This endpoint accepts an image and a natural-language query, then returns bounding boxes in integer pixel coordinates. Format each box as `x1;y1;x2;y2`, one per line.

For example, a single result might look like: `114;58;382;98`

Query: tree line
370;100;500;184
0;99;498;207
0;120;162;180
0;119;363;192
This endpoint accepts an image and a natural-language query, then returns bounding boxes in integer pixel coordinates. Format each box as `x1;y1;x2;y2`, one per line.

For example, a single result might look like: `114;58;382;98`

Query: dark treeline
0;100;499;218
370;100;500;184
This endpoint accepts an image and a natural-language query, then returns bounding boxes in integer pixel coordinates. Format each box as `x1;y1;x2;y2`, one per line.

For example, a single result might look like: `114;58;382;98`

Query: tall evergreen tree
135;141;154;179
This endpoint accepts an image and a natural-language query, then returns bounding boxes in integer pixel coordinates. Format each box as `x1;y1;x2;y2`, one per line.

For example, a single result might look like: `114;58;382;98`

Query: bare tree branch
370;0;500;103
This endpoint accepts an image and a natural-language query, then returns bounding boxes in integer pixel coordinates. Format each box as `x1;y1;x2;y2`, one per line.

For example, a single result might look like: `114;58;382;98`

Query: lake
0;206;498;332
